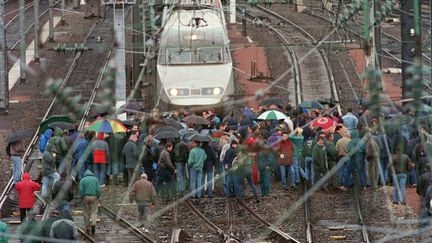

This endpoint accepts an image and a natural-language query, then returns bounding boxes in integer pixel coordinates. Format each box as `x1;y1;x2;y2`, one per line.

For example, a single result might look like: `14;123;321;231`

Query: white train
156;0;234;112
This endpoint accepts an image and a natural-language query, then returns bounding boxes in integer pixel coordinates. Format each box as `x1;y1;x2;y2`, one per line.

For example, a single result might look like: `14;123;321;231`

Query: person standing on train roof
15;172;41;222
79;169;101;235
91;132;110;186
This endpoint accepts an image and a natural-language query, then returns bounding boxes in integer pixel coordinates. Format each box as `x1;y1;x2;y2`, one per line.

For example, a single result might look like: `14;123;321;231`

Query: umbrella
5;130;31;143
154;126;178;134
119;102;143;114
154;131;179;140
190;134;212;142
86;119;127;133
311;117;335;130
120;120;139;127
48;121;75;131
257;110;287;120
259;98;284;106
40;115;73;134
163;118;184;130
183;115;210;125
299;101;324;110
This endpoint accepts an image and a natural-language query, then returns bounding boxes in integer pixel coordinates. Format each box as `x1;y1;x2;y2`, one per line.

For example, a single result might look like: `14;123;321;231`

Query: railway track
0;10;154;242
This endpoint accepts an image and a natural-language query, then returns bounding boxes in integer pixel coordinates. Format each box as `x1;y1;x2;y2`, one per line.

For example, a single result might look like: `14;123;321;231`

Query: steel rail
0;20;98;216
303;184;312;243
256;5;341;114
4;1;34;29
99;205;157;243
234;198;301;243
184;198;240;242
238;8;302;105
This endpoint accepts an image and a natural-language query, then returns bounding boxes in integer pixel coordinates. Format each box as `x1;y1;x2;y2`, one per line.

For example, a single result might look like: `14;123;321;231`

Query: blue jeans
41;172;60;198
337;156;348;185
106;162;120;176
393;173;407;203
176;163;187;193
189;168;203;197
379;157;389;184
94;163;106;185
343;157;365;187
244;172;258;197
225;171;241;197
279;165;295;188
304;156;313;182
293;157;307;184
12;156;22;184
408;167;417;185
201;171;214;197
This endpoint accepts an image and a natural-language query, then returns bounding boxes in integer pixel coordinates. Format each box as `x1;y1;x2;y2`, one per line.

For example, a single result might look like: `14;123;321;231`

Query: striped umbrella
257;110;287;120
86;119;127;133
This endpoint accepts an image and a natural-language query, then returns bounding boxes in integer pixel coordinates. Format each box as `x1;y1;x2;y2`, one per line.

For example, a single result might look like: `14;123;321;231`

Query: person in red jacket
278;132;295;190
15;172;41;222
91;132;110;186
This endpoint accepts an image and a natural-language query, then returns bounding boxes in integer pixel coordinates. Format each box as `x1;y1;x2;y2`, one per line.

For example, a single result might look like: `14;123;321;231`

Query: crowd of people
6;102;432;241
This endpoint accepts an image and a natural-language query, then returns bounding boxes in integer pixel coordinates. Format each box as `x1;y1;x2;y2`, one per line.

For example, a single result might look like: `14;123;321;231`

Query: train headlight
213;87;222;95
169;89;178;96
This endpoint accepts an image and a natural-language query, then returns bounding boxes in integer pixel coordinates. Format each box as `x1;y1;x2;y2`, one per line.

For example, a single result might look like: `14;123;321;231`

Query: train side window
197;47;222;63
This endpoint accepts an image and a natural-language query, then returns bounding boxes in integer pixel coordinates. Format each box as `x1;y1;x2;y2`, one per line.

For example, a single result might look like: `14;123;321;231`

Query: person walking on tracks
129;173;157;229
389;146;412;205
155;142;176;202
123;134;140;186
7;139;25;185
50;209;78;240
47;127;69;171
92;132;110;186
15;172;41;222
41;143;60;201
79;169;101;235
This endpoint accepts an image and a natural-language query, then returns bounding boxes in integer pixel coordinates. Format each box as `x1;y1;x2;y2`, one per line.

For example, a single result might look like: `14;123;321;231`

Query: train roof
160;8;229;47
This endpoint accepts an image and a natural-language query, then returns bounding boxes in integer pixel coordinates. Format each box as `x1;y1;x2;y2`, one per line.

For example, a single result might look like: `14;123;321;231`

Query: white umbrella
257;110;288;120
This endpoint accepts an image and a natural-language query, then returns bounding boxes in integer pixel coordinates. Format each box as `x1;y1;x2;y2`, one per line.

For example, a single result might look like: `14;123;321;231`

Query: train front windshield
161;47;231;65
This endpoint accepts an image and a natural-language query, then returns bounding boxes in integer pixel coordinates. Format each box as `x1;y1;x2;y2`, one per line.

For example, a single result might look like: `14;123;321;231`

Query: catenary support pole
34;0;40;63
0;0;7;114
49;0;54;41
114;5;127;120
230;0;236;24
19;0;26;82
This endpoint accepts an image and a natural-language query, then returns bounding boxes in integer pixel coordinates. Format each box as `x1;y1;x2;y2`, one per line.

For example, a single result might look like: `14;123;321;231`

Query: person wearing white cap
129;173;157;228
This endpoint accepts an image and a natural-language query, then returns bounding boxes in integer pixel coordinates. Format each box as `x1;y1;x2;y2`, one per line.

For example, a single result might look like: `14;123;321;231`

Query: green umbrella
299;101;324;110
257;110;287;120
39;115;73;134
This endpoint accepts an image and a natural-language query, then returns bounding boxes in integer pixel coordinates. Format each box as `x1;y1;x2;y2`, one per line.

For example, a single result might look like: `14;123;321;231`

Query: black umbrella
183;115;210;125
121;120;139;127
120;102;143;114
190;134;212;142
154;130;179;140
154;126;178;134
163;118;183;130
48;121;75;131
259;98;285;106
5;130;31;144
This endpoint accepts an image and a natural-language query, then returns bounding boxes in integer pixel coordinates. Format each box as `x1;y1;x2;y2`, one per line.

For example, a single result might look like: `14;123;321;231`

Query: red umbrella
311;117;335;130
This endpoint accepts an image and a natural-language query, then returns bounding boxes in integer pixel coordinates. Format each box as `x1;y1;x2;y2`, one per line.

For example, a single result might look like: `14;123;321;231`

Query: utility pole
61;0;65;25
132;1;142;87
0;0;7;114
19;0;26;82
374;0;381;70
365;0;376;73
114;4;127;120
230;0;236;24
34;0;40;63
49;0;54;41
401;0;421;100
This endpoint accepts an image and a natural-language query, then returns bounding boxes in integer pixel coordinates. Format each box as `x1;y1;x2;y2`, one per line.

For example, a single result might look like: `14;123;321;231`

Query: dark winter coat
122;140;139;169
312;144;328;173
79;170;101;198
15;173;41;209
48;128;68;158
129;178;157;204
50;218;77;240
174;141;189;164
257;151;276;171
41;151;56;177
223;146;237;169
40;215;58;239
52;179;74;202
158;149;175;174
202;143;217;172
417;171;432;197
278;139;293;165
